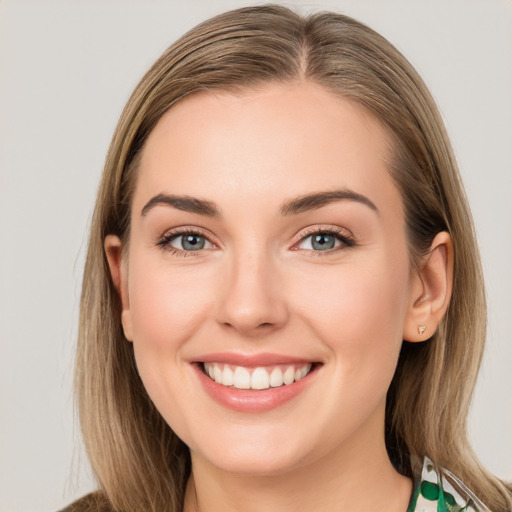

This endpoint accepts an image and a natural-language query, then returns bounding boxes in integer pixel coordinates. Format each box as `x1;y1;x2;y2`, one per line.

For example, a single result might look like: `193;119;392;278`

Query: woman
66;5;511;512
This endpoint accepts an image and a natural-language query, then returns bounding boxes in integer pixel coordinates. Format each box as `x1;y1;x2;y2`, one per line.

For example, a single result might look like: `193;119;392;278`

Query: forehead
134;82;400;218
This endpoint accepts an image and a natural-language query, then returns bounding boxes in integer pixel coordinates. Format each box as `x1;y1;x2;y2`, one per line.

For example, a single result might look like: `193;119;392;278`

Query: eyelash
157;227;356;257
157;228;213;257
293;227;356;256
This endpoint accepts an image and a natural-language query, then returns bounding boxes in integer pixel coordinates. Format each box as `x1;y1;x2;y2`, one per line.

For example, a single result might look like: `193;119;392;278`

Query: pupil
312;234;334;251
183;235;205;250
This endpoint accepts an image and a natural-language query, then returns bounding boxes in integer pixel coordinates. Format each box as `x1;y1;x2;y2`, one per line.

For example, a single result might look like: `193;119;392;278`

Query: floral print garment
408;457;490;512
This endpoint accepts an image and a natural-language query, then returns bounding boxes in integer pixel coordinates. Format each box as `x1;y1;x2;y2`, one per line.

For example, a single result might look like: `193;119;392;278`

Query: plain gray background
0;1;511;510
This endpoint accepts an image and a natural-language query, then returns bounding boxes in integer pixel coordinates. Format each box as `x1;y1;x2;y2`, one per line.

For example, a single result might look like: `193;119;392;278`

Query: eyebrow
140;188;378;218
141;193;221;217
280;189;378;216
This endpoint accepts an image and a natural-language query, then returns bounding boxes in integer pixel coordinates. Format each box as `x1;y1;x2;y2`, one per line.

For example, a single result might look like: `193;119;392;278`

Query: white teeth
283;366;295;385
269;367;284;387
251;367;270;390
298;363;312;380
203;362;313;390
222;366;234;386
233;366;251;389
213;364;223;384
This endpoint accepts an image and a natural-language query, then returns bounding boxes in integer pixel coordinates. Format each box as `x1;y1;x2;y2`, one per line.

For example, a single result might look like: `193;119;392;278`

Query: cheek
128;258;217;353
125;256;220;433
292;255;410;370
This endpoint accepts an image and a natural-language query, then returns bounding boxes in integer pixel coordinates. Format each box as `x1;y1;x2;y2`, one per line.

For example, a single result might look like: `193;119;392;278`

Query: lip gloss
193;363;318;413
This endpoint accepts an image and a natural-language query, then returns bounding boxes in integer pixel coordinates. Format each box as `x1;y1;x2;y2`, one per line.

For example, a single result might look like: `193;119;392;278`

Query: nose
216;249;289;337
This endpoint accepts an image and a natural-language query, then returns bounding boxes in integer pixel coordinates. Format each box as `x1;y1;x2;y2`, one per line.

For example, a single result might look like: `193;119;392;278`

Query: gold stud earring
418;325;426;335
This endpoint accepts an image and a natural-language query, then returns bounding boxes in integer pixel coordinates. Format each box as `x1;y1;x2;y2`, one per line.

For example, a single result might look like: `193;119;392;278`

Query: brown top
58;492;113;512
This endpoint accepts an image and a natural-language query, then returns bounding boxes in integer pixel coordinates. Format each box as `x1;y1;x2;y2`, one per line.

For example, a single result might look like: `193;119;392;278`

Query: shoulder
58;492;114;512
408;457;490;512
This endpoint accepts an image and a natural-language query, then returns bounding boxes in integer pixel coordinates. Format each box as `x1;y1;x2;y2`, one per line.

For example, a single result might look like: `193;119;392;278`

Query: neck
183;416;412;512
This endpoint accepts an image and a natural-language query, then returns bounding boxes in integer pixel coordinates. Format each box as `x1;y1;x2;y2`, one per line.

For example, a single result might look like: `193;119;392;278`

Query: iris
311;234;335;250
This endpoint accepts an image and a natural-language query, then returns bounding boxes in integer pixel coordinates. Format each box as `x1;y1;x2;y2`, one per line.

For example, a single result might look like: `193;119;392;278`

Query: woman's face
111;82;423;475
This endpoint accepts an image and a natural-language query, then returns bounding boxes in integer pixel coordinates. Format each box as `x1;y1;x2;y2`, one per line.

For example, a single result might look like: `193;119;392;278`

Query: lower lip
193;364;318;413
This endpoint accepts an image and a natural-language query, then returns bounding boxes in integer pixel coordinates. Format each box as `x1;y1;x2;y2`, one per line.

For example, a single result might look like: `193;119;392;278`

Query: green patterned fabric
408;457;490;511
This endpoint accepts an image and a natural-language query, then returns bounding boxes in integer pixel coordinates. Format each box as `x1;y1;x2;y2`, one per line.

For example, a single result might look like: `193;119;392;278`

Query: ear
104;234;133;342
403;231;453;342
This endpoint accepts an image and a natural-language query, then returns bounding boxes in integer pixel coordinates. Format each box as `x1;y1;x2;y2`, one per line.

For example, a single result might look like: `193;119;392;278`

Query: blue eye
168;233;213;251
297;230;354;252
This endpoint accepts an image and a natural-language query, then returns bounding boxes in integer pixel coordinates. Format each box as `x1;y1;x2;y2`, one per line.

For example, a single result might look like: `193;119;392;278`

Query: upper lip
192;352;318;367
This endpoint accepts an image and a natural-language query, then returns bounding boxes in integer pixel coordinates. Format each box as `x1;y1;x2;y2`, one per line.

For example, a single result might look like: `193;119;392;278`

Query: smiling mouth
202;362;315;390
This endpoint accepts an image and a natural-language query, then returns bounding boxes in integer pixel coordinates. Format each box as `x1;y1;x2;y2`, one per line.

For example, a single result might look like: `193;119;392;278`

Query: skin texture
105;82;453;512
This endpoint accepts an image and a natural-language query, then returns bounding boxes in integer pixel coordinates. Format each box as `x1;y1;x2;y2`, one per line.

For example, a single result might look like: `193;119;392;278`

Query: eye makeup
291;226;356;255
157;227;217;257
156;224;356;258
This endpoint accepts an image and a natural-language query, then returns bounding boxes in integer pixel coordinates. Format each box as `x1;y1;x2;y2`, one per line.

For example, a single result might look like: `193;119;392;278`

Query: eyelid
169;233;214;250
290;225;356;252
156;224;355;256
157;226;219;254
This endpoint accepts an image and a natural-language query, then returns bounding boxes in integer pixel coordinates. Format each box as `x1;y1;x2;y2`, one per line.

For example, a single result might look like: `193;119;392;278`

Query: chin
189;429;310;476
207;451;303;477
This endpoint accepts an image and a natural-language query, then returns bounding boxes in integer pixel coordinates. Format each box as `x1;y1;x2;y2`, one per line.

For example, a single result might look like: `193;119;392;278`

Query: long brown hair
75;5;511;511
